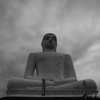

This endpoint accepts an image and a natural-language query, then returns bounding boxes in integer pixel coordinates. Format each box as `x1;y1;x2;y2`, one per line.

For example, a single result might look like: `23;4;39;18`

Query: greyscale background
0;0;100;97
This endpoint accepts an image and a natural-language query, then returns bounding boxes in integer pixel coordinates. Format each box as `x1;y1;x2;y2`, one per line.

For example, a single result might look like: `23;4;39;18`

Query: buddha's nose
49;40;53;43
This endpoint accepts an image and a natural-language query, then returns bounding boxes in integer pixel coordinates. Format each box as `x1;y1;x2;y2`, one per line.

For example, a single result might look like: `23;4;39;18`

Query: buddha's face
41;33;57;51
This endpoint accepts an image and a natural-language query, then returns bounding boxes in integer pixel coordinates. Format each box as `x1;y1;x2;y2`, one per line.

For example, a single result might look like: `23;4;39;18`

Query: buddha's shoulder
56;52;71;56
28;52;71;57
63;53;71;57
57;53;72;59
63;53;72;57
28;52;44;57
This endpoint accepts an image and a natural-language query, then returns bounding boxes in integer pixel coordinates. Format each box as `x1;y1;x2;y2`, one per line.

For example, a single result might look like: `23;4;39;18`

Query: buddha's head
41;33;57;52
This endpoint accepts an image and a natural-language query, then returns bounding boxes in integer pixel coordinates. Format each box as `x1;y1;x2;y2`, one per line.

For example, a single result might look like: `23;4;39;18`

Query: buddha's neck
43;49;56;53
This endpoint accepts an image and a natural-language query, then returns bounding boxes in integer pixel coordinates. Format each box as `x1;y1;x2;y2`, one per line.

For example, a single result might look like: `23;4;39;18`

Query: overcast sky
0;0;100;97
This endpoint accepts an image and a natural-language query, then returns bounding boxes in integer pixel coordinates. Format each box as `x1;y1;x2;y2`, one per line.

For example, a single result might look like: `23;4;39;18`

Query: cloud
0;0;100;96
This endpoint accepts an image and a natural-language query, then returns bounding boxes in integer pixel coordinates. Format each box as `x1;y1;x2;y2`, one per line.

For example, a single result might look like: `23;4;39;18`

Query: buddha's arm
24;53;36;79
64;54;77;81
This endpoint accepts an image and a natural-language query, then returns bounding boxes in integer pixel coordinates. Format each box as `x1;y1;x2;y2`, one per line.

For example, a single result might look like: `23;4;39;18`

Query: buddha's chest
35;53;65;78
36;53;64;66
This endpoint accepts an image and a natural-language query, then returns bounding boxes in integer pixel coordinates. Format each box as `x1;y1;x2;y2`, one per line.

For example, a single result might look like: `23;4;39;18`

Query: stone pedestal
6;79;98;97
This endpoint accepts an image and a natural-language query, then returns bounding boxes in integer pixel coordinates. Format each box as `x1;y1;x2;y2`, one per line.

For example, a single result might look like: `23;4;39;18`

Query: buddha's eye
45;36;49;40
52;37;56;41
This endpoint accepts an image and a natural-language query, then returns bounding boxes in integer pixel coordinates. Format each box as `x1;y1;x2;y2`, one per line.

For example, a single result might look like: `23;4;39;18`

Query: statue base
0;96;100;100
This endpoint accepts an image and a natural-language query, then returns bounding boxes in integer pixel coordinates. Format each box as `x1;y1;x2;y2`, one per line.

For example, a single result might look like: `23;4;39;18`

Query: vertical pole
83;80;87;99
42;79;45;96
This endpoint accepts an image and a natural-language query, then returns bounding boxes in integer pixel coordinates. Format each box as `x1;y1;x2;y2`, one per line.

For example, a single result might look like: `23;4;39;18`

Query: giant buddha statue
6;33;98;97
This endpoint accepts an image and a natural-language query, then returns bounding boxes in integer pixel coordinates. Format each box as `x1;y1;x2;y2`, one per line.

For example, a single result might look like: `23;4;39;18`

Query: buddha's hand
32;76;41;80
24;76;41;80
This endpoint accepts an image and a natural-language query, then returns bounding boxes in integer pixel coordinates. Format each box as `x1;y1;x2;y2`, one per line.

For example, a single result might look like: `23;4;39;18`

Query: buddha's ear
41;42;42;47
41;41;44;52
41;40;43;47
